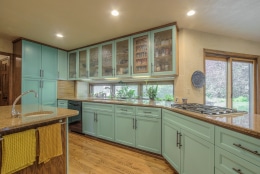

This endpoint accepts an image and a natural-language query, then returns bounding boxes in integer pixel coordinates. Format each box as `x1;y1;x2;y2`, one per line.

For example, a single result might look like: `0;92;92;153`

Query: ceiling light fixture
187;10;196;16
111;10;119;16
56;33;64;38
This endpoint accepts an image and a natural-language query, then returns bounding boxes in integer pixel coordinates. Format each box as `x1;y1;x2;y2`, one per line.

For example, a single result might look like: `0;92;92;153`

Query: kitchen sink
23;111;54;117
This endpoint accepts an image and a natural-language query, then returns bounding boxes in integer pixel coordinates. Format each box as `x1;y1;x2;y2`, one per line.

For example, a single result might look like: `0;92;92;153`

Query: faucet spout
11;90;38;117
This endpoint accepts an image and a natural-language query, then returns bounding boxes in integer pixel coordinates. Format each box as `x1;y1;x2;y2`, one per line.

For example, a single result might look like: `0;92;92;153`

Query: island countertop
0;105;78;132
59;97;260;138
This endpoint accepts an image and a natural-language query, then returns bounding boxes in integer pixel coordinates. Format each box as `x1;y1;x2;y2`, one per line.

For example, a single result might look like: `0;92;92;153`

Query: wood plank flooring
69;133;176;174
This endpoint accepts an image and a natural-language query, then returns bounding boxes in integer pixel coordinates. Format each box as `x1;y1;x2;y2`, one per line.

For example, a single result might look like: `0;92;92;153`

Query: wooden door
0;57;9;106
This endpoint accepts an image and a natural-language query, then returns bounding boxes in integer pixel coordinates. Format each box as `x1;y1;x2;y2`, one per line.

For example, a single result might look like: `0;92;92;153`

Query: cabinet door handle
133;118;135;129
143;111;151;114
151;63;153;73
96;113;98;122
94;113;96;122
135;119;137;129
176;131;179;147
120;109;127;112
233;143;260;156
179;133;182;149
232;168;243;174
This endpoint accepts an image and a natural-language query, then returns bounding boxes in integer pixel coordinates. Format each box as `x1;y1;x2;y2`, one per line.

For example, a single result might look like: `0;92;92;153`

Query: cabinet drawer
83;102;114;112
115;105;135;115
136;106;161;118
58;100;68;108
215;126;260;166
162;109;214;143
215;146;260;174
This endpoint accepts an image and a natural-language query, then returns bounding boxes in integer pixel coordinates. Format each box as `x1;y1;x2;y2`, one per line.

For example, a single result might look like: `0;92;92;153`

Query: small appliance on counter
68;100;82;133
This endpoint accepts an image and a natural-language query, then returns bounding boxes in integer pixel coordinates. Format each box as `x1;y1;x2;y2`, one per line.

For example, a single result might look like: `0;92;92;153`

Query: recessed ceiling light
56;33;64;38
187;10;196;16
111;10;119;16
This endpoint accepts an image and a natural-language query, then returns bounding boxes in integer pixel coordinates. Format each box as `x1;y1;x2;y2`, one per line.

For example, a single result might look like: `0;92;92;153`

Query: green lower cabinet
82;109;115;141
135;116;161;154
115;113;135;147
96;111;114;141
162;109;214;174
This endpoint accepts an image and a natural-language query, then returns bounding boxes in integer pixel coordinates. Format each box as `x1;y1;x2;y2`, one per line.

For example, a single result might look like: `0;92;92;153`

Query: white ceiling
0;0;260;50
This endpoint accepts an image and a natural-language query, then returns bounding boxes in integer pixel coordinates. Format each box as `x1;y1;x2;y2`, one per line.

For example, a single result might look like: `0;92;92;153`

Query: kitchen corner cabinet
115;105;161;154
58;50;68;80
22;78;57;106
82;102;115;141
101;41;114;77
115;37;131;77
162;109;214;174
88;45;101;79
151;25;177;76
22;40;58;79
131;32;151;76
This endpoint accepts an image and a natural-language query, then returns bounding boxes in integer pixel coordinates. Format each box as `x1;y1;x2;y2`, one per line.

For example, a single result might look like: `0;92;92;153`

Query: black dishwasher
68;100;82;133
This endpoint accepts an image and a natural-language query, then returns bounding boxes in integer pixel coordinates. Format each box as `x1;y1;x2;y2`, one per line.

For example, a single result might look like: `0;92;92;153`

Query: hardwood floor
69;133;176;174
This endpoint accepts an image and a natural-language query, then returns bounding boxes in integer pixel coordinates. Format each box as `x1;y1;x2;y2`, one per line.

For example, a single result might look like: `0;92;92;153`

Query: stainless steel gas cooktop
171;103;247;115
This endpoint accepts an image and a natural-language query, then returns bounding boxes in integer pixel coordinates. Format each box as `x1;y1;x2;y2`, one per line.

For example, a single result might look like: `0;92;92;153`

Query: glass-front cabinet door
131;32;150;76
101;42;114;77
115;37;130;77
68;51;78;80
89;45;100;78
78;48;88;79
151;26;177;75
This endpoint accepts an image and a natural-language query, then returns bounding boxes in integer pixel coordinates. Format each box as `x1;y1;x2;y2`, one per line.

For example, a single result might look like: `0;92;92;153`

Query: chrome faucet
11;90;38;117
104;87;114;98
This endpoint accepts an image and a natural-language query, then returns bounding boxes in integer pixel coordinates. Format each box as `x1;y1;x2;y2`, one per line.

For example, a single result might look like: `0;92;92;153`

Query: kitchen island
0;105;78;174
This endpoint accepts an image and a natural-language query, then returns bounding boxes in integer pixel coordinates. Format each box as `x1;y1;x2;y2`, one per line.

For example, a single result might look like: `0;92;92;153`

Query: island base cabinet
181;129;214;174
215;146;260;174
115;114;135;147
135;116;162;154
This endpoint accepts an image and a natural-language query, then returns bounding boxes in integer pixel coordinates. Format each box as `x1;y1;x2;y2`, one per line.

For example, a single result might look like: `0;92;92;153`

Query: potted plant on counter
146;83;158;100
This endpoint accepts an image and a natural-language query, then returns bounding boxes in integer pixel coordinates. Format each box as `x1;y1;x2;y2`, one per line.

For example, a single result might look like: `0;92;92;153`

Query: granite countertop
60;97;260;138
0;105;78;132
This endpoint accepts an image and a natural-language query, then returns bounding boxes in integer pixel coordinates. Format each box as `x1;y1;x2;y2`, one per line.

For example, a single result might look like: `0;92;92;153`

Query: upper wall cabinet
68;51;78;80
151;25;177;76
58;49;68;80
131;32;151;76
78;48;88;79
88;45;100;79
101;41;114;78
22;40;58;80
115;37;131;77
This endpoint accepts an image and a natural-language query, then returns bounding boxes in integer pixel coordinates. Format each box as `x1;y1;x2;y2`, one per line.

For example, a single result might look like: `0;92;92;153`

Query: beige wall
175;29;260;104
0;37;13;53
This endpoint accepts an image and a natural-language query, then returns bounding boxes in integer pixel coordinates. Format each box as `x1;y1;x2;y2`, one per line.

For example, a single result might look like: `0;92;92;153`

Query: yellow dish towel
1;129;36;174
38;123;63;164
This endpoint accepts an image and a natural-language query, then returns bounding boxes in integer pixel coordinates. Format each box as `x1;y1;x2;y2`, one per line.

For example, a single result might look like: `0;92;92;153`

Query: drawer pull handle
120;109;127;112
232;168;243;174
143;111;151;114
233;143;260;156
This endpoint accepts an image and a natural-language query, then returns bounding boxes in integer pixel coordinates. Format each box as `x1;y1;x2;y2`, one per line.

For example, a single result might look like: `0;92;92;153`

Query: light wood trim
204;49;259;59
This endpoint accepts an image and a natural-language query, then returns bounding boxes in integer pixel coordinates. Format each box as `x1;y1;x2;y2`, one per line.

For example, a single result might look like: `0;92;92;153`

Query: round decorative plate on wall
191;71;205;88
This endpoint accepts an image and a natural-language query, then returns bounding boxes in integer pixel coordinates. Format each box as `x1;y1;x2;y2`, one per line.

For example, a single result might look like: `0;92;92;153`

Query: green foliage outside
116;86;135;99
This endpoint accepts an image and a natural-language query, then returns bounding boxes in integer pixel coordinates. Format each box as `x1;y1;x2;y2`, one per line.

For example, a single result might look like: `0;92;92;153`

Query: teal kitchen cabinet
22;78;57;106
215;126;260;173
82;102;115;141
88;45;101;79
22;40;58;80
101;41;115;78
58;50;68;80
78;48;88;79
114;37;131;77
115;105;136;147
131;32;151;76
68;51;78;80
162;109;214;174
115;105;161;154
151;25;177;76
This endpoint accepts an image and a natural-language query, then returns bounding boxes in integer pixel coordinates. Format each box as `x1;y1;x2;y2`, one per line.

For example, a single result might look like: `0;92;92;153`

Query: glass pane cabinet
79;49;88;78
101;42;113;77
115;38;130;76
151;26;177;75
132;33;150;75
89;46;99;78
68;52;77;79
